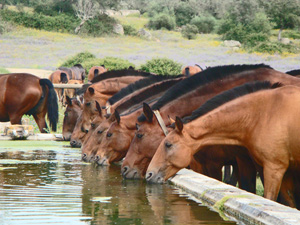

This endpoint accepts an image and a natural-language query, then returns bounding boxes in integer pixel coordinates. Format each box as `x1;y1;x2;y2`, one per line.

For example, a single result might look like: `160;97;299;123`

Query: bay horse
122;64;300;184
49;70;69;103
82;75;184;162
62;96;83;141
62;79;84;106
58;64;86;81
0;73;58;132
87;65;107;82
146;81;300;208
70;69;155;147
286;69;300;76
181;64;203;77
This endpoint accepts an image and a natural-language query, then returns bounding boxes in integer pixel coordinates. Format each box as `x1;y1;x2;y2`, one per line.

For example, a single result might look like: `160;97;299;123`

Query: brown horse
81;76;184;162
181;64;203;77
87;65;107;82
49;70;69;103
0;73;58;132
70;69;155;147
286;69;300;76
58;64;86;81
122;64;300;183
62;96;83;141
62;79;84;106
146;81;300;208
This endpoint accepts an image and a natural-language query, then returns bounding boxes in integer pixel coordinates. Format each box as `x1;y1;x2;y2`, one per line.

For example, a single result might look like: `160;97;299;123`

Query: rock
280;38;291;45
138;28;152;40
223;40;242;48
113;24;124;35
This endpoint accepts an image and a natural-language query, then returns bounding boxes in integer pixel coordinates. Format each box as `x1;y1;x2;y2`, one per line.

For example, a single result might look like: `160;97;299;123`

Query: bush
191;16;217;34
82;57;135;72
252;42;283;54
174;2;197;27
81;14;116;37
140;58;182;75
282;30;300;39
181;24;198;40
244;33;269;48
60;52;96;68
0;19;14;34
123;24;138;36
148;13;176;30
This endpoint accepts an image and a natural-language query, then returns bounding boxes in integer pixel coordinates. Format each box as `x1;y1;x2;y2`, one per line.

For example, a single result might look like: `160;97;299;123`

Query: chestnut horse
70;69;155;147
49;70;69;103
181;64;203;77
146;81;300;208
58;64;86;81
62;96;83;141
82;75;184;162
0;73;58;132
122;64;300;183
87;65;107;82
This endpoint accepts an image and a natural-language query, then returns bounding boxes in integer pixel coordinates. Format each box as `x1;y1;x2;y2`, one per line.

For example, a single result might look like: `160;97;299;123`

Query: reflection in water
0;141;236;225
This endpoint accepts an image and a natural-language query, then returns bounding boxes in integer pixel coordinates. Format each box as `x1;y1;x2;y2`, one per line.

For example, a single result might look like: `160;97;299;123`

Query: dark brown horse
48;70;69;103
62;96;83;141
0;73;58;132
70;69;155;147
181;64;203;77
87;65;107;82
146;81;300;208
122;64;300;185
58;64;86;81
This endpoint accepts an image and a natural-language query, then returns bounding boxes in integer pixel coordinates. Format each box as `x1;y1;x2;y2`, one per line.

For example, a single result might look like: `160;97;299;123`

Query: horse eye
107;132;112;137
86;102;91;106
136;133;143;139
91;123;95;129
98;130;103;134
165;142;172;148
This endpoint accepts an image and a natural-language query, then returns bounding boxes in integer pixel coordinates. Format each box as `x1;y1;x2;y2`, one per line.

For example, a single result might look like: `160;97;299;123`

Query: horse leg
263;164;287;201
277;170;296;208
9;114;22;125
33;112;48;133
236;156;256;193
228;164;238;186
223;165;231;184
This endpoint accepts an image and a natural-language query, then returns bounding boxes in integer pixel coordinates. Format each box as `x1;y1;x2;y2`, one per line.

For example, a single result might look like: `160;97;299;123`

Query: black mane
181;81;282;124
286;69;300;76
138;64;272;122
108;75;183;105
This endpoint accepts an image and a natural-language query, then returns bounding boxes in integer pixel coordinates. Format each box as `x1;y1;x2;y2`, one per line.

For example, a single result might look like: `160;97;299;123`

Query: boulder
113;24;124;35
138;28;152;40
223;40;242;48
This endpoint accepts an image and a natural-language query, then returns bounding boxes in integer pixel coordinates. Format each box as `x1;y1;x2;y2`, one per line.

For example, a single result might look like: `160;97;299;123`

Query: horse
62;96;83;141
87;65;107;82
70;69;155;147
286;69;300;76
122;64;300;185
81;75;184;162
62;79;84;106
146;81;300;208
48;70;69;103
0;73;58;133
181;64;203;77
58;64;86;81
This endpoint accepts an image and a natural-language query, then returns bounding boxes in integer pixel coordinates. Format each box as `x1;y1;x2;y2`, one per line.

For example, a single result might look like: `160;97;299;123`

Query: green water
0;141;236;225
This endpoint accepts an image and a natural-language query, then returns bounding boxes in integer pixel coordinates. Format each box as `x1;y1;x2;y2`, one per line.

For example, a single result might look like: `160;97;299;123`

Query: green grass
0;67;9;73
114;14;149;30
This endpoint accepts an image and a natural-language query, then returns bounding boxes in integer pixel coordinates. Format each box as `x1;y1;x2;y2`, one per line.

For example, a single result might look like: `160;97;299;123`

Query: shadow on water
0;141;236;225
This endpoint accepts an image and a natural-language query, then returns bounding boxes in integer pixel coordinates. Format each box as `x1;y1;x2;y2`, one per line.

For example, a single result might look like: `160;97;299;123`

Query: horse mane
76;69;155;95
108;75;183;105
117;77;184;115
138;64;272;122
180;81;282;124
286;69;300;76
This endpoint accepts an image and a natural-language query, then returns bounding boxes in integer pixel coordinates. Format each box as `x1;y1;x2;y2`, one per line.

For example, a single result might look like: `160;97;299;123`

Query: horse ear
175;116;183;133
101;65;105;68
143;102;153;122
88;87;95;95
66;95;72;106
95;101;102;116
94;69;99;78
168;115;175;124
115;110;121;124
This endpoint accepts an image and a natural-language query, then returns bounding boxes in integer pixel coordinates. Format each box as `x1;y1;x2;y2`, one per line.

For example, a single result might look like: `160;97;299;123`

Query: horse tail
185;67;190;77
40;79;59;132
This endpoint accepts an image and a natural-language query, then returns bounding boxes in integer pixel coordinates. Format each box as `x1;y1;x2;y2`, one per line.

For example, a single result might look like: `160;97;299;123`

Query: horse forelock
151;64;272;111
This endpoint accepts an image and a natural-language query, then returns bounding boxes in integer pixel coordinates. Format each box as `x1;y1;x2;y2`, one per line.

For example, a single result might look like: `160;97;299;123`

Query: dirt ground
6;68;53;78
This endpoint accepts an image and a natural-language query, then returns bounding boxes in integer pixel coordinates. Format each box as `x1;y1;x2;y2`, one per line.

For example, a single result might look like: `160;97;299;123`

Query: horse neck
185;95;264;153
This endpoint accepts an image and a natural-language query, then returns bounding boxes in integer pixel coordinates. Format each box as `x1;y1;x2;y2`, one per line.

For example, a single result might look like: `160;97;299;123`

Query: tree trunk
75;20;86;34
278;28;283;41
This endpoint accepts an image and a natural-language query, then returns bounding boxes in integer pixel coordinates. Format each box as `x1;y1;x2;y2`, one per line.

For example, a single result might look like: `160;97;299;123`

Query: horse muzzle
145;171;164;184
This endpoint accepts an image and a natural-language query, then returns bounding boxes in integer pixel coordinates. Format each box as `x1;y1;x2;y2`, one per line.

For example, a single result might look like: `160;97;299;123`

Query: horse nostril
82;153;87;159
122;166;128;175
70;140;76;146
146;172;153;181
95;155;100;162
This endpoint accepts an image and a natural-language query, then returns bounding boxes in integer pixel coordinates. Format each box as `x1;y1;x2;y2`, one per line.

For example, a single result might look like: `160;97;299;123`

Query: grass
114;14;149;30
0;67;9;73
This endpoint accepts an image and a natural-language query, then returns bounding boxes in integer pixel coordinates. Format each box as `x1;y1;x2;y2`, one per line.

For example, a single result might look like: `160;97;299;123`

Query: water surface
0;141;236;224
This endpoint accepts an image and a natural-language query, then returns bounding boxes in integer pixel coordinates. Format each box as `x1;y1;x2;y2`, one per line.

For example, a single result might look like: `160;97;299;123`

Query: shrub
252;42;283;54
181;24;198;40
140;58;182;75
191;16;217;34
148;13;176;30
244;33;269;48
0;19;14;34
60;52;96;68
123;24;138;36
81;14;116;37
282;30;300;40
174;2;197;27
82;57;135;72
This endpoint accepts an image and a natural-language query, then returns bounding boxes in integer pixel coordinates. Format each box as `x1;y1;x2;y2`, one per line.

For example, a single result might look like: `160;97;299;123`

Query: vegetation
181;24;198;40
82;57;135;72
0;67;9;73
60;52;96;68
140;58;182;75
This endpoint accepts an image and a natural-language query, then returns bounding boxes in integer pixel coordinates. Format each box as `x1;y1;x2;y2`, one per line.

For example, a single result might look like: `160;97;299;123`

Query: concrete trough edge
170;169;300;225
0;133;63;141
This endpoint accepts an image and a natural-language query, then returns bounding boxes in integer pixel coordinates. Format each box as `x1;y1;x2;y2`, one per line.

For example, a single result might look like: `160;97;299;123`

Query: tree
260;0;300;40
74;0;99;34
